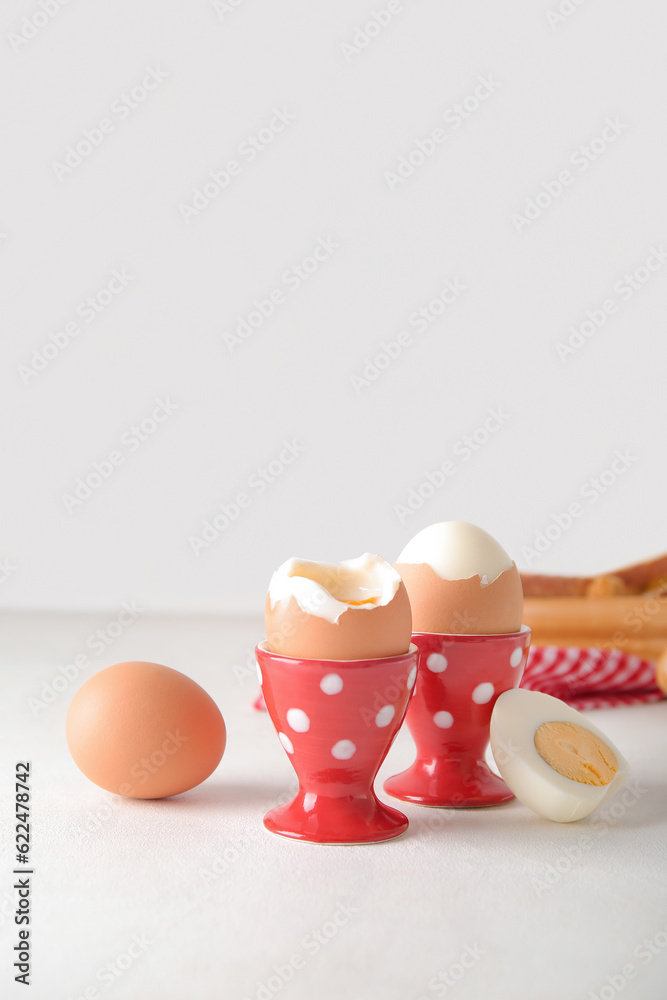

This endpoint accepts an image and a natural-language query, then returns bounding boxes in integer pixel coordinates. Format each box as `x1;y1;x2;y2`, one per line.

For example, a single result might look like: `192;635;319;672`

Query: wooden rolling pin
524;595;667;641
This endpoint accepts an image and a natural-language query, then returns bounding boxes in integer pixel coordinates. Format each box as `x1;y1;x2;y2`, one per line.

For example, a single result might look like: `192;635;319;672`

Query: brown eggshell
394;562;523;634
265;580;412;659
66;661;226;798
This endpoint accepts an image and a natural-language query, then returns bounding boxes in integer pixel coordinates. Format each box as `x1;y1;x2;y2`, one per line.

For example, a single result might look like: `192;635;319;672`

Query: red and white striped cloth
521;646;663;710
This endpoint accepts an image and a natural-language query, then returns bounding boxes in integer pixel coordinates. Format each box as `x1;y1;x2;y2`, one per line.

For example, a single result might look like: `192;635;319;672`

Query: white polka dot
510;647;523;668
407;665;417;689
331;740;356;760
278;732;294;754
320;673;343;695
375;705;395;728
286;708;310;732
426;653;448;673
472;682;494;704
433;711;454;729
256;660;263;685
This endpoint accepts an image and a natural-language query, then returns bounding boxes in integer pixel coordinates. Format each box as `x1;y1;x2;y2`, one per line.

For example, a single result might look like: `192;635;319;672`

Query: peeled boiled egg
490;688;630;822
66;661;226;799
395;521;523;634
265;552;412;659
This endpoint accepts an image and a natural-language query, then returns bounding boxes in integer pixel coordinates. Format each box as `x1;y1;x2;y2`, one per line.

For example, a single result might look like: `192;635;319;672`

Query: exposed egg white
268;553;401;624
490;689;630;823
396;521;513;584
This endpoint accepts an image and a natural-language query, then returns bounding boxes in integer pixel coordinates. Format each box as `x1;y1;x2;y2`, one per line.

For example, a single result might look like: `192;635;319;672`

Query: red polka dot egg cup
255;641;419;844
384;627;530;808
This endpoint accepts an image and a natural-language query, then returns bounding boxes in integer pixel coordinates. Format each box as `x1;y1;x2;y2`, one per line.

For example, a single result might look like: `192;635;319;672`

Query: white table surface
1;612;666;1000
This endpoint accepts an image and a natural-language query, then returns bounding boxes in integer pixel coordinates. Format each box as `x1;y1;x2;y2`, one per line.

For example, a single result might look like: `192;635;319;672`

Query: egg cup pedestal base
384;628;530;809
263;790;408;844
384;757;514;808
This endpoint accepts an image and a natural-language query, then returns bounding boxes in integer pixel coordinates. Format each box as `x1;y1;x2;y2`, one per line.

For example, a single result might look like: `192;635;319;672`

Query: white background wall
1;0;665;614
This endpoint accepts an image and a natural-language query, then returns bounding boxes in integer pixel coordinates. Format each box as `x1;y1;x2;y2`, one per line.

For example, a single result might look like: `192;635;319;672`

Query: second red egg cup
256;641;418;844
384;627;530;808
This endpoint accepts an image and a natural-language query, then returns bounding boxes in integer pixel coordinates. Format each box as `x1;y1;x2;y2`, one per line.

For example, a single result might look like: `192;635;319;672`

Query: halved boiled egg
265;553;412;659
490;689;630;822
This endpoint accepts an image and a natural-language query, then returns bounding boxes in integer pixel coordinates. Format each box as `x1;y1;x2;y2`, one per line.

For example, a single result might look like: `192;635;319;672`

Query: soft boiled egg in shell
395;521;524;634
265;553;412;659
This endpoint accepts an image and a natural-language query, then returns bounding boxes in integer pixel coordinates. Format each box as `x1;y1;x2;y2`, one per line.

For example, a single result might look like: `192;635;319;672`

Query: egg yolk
288;561;386;607
534;721;619;786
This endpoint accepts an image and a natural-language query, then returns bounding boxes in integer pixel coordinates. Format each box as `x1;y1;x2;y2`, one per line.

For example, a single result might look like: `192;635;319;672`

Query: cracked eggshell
393;562;523;634
265;553;412;660
394;521;523;634
490;688;630;822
